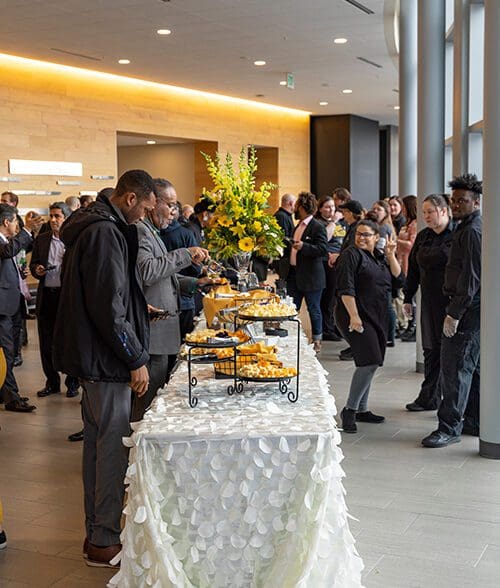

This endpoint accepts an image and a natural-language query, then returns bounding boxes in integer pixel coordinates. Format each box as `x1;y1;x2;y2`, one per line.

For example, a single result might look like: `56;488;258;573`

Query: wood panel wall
0;55;310;212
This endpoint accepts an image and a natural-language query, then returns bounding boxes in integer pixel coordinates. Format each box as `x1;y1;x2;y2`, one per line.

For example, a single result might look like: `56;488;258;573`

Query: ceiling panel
0;0;399;123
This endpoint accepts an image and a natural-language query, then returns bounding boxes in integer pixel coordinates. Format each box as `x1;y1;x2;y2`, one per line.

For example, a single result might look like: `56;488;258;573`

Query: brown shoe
85;542;121;568
83;537;89;560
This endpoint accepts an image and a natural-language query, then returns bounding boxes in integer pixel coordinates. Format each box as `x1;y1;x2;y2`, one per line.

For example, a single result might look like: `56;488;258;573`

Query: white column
399;0;418;196
480;0;500;459
416;0;446;372
452;0;470;175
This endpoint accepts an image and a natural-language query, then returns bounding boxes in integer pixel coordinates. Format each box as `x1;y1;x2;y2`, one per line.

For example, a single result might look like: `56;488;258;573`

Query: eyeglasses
356;232;376;238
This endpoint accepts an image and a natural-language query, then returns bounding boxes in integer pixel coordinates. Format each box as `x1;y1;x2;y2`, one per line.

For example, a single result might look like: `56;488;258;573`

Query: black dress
335;246;403;366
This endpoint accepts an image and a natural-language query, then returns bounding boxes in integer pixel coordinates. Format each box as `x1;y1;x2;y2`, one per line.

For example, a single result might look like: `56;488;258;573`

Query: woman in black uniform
403;194;455;412
335;220;403;433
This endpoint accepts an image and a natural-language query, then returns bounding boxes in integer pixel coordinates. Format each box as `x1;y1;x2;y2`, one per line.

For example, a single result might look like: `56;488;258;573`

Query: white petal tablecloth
110;325;363;588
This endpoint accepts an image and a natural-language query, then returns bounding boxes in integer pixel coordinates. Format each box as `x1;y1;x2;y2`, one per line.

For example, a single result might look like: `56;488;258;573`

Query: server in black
422;174;482;448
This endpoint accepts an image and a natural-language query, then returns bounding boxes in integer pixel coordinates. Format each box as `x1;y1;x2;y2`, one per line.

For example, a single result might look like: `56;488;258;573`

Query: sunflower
238;237;255;252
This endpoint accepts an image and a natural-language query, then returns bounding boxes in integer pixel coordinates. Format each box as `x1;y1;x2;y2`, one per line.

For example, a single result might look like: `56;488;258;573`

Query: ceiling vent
343;0;375;15
51;48;101;61
357;56;383;68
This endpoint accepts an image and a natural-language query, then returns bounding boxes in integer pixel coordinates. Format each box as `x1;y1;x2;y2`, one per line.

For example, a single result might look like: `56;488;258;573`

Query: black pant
38;288;79;392
320;262;337;335
0;312;22;404
179;309;195;341
414;347;441;409
438;308;480;436
130;353;177;421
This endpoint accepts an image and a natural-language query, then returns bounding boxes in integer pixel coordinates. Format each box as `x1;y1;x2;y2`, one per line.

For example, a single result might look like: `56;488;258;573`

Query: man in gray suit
132;191;209;420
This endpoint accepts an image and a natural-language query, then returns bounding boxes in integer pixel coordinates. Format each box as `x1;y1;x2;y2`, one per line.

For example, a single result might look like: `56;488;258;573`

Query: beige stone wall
0;54;310;213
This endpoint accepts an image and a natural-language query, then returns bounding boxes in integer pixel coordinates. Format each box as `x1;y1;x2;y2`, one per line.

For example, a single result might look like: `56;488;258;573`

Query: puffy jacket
53;195;149;382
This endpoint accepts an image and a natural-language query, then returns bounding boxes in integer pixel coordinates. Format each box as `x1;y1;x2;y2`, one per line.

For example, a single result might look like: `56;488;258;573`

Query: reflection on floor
0;322;499;587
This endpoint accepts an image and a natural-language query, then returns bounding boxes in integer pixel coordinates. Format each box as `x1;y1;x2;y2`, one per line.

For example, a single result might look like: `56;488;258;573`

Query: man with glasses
132;181;209;420
422;174;482;448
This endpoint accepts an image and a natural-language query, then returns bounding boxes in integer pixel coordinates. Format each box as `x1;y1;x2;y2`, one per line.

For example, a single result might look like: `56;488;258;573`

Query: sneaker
356;411;385;423
0;530;7;549
421;430;461;448
86;543;121;568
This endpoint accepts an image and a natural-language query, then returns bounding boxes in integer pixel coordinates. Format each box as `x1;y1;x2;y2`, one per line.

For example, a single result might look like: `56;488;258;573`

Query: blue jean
286;270;323;340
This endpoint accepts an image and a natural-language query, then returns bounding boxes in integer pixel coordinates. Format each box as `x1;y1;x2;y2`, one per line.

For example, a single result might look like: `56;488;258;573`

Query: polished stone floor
0;322;499;587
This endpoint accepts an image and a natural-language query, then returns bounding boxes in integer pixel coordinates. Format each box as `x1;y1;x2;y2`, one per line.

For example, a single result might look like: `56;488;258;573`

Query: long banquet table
110;323;363;587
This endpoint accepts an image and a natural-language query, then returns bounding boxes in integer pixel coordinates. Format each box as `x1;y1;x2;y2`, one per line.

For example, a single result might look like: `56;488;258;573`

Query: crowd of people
0;170;483;566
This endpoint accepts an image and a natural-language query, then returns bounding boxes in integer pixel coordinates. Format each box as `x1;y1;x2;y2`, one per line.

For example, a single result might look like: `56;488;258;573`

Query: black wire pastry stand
234;313;301;403
184;340;244;407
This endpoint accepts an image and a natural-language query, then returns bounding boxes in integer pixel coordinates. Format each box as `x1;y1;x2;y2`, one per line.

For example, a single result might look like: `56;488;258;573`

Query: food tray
237;313;297;322
184;339;244;348
239;375;297;383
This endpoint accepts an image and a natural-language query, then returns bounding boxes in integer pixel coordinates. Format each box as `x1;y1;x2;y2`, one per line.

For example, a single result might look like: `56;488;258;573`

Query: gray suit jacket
137;220;196;355
0;229;33;316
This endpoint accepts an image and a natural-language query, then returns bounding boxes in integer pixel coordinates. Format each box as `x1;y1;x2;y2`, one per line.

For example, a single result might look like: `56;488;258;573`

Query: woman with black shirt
404;194;455;412
335;220;403;433
315;196;346;340
389;196;406;235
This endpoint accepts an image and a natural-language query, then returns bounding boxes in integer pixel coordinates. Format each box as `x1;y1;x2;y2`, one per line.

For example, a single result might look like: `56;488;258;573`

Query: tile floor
1;322;499;587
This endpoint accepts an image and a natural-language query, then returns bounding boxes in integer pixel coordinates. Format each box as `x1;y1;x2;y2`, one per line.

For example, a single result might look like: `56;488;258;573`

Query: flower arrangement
201;146;284;259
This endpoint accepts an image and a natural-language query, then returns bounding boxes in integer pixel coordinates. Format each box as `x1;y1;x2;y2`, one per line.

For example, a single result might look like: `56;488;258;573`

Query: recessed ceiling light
334;37;348;44
157;29;172;35
254;60;266;66
118;59;130;65
394;105;400;110
319;101;329;106
146;140;156;144
342;88;353;94
279;80;287;86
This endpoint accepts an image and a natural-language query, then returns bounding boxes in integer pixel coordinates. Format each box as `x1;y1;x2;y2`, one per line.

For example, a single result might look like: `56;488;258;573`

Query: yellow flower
253;208;264;218
218;215;232;227
252;221;262;232
239;237;255;252
230;222;247;237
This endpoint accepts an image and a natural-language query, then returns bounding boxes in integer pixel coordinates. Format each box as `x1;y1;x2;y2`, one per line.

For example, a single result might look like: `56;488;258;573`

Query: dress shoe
86;542;121;568
356;410;385;423
68;430;84;442
386;340;395;348
66;387;80;398
0;530;7;549
13;354;23;367
37;387;60;398
0;396;28;404
400;325;416;342
4;399;36;412
462;424;479;436
341;407;357;433
83;537;89;560
339;347;354;361
323;332;342;342
421;430;461;448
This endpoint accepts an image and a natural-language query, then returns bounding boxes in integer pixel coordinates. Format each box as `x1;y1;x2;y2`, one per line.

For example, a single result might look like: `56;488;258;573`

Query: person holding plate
335;219;404;433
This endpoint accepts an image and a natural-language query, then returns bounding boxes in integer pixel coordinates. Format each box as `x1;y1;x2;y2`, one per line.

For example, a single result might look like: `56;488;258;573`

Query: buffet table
110;324;363;588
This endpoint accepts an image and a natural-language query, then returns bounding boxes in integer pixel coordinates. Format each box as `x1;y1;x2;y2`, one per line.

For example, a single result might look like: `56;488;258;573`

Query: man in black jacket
286;191;328;353
30;201;80;398
272;193;296;280
422;174;482;448
0;204;39;412
53;170;156;566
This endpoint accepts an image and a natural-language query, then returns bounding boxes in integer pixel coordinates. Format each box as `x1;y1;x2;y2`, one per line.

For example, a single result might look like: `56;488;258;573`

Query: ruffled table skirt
110;324;363;587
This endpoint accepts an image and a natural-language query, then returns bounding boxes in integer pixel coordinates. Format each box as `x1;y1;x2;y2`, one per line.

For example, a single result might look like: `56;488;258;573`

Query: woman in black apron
403;194;455;411
335;220;404;433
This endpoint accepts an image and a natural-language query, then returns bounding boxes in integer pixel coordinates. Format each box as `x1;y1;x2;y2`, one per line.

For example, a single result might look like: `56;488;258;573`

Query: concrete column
398;0;418;197
452;0;470;175
416;0;446;372
480;0;500;459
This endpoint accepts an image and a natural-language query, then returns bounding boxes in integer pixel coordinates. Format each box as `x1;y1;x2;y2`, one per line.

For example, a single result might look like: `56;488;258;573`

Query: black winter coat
53;195;149;382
